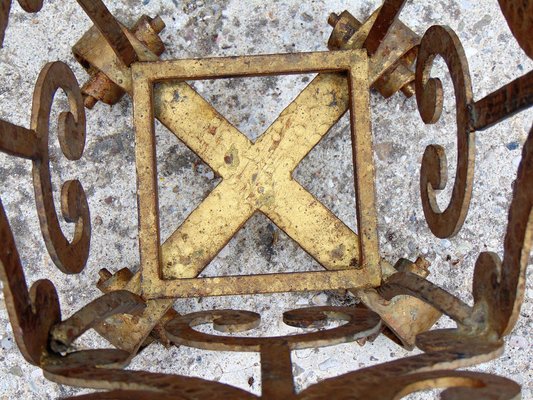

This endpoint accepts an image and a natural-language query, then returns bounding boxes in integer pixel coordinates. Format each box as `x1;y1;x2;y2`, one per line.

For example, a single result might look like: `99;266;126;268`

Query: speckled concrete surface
0;0;531;399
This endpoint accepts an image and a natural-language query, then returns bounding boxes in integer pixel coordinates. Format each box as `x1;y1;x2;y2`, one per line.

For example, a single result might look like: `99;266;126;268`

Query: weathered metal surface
94;268;178;350
43;308;518;399
0;195;61;366
56;0;441;350
327;8;419;99
498;0;533;59
470;70;533;131
1;0;139;53
31;61;92;274
415;22;532;239
133;50;381;299
357;257;442;349
163;307;382;398
73;14;166;109
363;0;408;56
0;61;91;275
0;0;531;398
76;0;137;66
50;291;146;353
415;25;476;239
380;124;533;338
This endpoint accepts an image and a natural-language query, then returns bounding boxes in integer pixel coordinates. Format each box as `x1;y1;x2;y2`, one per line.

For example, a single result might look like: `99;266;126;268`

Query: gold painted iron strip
147;269;376;298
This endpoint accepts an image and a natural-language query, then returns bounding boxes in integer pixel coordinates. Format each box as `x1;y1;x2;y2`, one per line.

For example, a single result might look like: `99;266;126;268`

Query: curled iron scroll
0;198;61;365
31;61;91;274
164;307;382;352
0;60;145;367
379;126;533;338
0;60;89;364
472;125;533;336
416;25;475;238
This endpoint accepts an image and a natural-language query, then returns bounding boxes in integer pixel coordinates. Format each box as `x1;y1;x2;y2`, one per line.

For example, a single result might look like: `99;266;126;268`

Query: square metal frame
132;49;381;299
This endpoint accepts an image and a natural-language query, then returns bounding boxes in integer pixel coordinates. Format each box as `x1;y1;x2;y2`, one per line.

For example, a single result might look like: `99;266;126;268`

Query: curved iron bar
0;61;144;368
31;61;91;274
416;25;475;239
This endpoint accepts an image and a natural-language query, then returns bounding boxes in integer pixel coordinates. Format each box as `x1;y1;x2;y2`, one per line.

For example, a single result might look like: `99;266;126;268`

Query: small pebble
311;293;328;306
293;363;305;376
296;297;309;305
1;336;13;350
508;335;528;349
319;358;340;371
506;141;519;151
8;365;23;377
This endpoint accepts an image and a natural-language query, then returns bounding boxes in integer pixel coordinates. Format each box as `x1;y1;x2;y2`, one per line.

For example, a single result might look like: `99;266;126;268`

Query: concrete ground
0;0;531;398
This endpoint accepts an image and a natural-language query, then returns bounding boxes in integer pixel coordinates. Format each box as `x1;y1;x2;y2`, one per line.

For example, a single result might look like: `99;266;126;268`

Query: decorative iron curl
0;197;60;365
380;126;533;341
30;61;91;274
0;61;145;370
164;307;382;352
52;324;516;399
0;64;90;272
471;124;533;336
299;327;514;399
41;307;381;399
416;25;475;239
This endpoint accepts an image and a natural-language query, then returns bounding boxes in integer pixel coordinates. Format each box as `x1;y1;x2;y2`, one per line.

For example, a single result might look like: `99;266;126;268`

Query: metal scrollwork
0;60;146;367
31;61;91;273
164;307;382;398
416;25;475;239
363;0;408;55
40;307;382;399
472;125;533;336
380;126;533;341
0;62;91;275
0;62;91;272
0;197;61;365
45;309;521;399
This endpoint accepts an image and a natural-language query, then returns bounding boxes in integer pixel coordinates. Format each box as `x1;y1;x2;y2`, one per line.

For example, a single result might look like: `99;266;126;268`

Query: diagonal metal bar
160;71;357;278
154;82;253;174
262;178;359;270
162;182;256;279
470;70;533;132
76;0;137;66
363;0;409;55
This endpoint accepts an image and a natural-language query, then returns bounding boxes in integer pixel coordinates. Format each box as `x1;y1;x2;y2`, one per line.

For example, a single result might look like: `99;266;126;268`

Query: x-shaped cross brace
76;16;439;354
159;70;368;280
134;51;380;298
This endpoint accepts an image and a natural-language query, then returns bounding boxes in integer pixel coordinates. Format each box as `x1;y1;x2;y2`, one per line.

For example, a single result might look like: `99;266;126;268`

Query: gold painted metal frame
0;0;532;398
132;50;381;299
